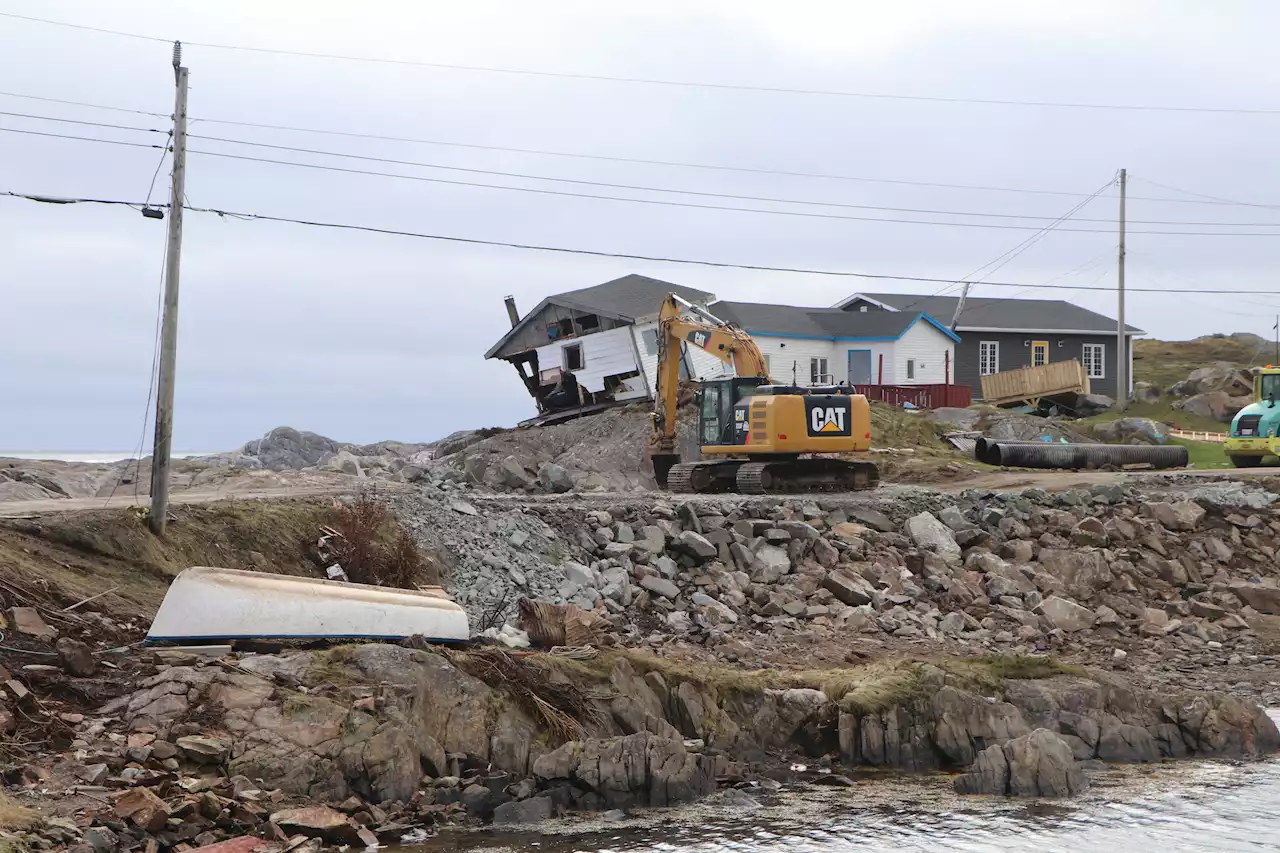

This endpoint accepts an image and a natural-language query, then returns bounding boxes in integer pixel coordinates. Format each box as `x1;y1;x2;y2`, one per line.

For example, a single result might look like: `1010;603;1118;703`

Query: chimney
503;295;520;328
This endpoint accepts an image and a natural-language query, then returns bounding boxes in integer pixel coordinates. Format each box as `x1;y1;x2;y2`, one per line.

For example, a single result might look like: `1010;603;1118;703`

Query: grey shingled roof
712;301;955;341
856;292;1144;334
486;274;714;359
551;274;714;320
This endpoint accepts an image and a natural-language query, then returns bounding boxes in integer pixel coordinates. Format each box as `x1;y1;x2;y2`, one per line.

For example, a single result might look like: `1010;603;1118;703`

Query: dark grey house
834;293;1144;400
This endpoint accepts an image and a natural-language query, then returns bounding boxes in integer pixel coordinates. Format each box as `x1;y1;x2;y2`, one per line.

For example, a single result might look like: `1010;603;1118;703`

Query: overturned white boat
146;566;470;645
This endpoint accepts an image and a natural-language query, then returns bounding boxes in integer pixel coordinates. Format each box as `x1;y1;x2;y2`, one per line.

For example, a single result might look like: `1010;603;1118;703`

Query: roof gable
845;292;1145;334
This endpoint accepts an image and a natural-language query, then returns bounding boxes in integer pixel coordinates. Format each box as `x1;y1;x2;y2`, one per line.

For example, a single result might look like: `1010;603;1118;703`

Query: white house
486;274;959;420
709;300;961;387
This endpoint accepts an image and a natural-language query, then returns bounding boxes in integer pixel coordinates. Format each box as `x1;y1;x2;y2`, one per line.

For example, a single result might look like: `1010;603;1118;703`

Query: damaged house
487;274;961;420
485;275;733;421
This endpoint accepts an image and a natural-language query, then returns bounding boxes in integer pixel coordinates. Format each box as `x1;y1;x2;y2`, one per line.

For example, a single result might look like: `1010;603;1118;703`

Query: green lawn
1167;437;1231;469
1078;400;1228;434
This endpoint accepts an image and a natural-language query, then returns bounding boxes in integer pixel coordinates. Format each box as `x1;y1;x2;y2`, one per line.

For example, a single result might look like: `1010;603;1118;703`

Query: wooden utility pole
149;41;189;535
1116;168;1127;411
950;281;970;330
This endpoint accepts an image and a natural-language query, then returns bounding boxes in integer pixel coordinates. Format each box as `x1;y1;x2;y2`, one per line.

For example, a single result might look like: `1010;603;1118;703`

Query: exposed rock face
953;729;1087;797
532;732;717;808
240;427;342;470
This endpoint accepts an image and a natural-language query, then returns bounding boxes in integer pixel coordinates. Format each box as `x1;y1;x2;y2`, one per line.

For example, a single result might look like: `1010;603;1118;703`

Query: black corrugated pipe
981;440;1188;469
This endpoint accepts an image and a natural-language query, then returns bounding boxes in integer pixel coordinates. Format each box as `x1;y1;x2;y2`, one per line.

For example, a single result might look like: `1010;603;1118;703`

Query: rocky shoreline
6;437;1280;848
10;641;1275;852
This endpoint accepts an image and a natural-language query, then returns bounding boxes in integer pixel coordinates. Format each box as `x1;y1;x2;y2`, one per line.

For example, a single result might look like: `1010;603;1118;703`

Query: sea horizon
0;451;219;463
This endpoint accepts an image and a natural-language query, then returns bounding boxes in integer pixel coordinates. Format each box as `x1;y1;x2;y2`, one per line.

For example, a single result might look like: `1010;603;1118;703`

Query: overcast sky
3;1;1280;451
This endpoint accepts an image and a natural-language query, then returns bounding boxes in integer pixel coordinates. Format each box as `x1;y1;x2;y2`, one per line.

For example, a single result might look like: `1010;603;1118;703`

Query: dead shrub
330;494;442;588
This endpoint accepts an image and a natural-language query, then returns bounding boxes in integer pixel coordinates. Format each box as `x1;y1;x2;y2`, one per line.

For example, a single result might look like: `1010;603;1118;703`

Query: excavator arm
650;293;770;465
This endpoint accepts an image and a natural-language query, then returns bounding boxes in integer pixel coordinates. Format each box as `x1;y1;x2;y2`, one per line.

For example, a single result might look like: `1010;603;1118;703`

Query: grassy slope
0;499;335;619
1133;334;1265;390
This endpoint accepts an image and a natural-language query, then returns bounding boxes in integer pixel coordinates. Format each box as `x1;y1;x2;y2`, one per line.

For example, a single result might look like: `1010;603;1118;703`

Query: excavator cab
697;377;770;447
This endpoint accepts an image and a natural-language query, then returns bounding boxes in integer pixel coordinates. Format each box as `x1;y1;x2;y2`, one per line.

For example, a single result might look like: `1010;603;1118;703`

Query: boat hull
146;566;470;645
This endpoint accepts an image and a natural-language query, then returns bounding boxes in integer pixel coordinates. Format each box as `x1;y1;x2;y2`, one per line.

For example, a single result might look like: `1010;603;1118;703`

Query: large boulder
1034;596;1096;632
1036;549;1113;598
953;729;1088;797
538;462;574;493
1230;582;1280;614
1072;393;1115;416
904;512;961;562
1091;417;1168;445
531;732;716;808
1132;382;1161;404
242;427;342;470
1175;391;1251;424
1143;501;1206;532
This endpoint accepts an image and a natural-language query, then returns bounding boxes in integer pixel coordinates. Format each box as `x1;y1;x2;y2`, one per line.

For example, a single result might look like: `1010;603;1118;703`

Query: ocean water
0;451;216;463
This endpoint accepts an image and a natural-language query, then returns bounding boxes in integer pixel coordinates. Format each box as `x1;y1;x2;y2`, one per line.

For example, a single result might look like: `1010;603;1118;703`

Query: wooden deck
980;359;1090;407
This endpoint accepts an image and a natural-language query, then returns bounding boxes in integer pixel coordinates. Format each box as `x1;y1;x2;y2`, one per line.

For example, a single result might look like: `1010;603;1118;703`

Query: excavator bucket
650;453;681;489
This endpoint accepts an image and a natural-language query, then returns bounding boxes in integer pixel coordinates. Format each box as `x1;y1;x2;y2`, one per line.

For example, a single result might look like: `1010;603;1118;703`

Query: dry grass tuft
0;791;37;831
305;644;359;686
331;494;440;588
448;648;606;744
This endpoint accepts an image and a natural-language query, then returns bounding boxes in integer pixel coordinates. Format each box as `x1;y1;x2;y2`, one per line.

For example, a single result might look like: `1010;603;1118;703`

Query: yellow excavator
649;293;879;494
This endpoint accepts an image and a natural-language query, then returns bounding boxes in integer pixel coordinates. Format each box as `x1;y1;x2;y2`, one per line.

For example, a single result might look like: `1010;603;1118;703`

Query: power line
891;180;1115;314
184;131;1280;227
179;116;1280;209
0;109;168;135
3;88;1279;210
0;88;168;117
191;146;1148;232
0;189;157;208
183;148;1280;235
6;10;1280;116
1132;176;1280;211
10;126;1280;235
9;184;1280;293
0;126;167;150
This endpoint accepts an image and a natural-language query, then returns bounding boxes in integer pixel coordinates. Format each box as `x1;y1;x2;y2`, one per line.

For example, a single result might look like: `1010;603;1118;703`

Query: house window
563;343;584;371
859;305;868;312
810;357;828;385
1031;341;1048;367
906;359;916;380
1083;343;1105;379
641;329;658;356
979;341;1000;376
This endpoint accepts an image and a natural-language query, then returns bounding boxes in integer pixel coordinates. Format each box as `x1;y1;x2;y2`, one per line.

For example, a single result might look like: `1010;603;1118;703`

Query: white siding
750;336;840;385
632;317;739;395
533;326;638;393
893;319;956;385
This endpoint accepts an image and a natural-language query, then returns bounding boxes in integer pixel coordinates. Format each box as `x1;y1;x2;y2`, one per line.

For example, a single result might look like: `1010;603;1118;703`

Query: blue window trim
742;313;961;344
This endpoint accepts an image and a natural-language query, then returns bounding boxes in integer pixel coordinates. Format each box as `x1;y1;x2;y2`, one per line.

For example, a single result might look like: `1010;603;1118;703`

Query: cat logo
810;407;846;433
688;330;710;349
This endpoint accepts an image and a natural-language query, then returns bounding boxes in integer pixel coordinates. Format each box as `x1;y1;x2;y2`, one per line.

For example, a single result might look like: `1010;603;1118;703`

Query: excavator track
665;461;743;494
735;459;880;494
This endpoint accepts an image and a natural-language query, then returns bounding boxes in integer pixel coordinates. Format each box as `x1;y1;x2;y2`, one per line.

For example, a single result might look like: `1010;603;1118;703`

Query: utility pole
950;281;970;330
149;41;189;535
1116;168;1127;411
1274;315;1278;365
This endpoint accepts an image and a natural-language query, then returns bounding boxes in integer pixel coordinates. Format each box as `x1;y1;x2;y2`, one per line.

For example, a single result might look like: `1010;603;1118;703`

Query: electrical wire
173;201;1280;292
3;89;1279;210
8;184;1280;293
182;147;1280;235
181;132;1280;227
142;132;174;209
1132;176;1280;211
0;88;168;117
0;190;156;208
6;10;1280;116
889;179;1118;315
0;126;168;150
0;109;168;135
